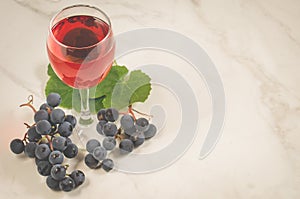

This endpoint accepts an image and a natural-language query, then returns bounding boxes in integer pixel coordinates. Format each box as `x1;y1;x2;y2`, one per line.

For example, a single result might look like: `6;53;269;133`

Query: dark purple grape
84;154;99;169
101;158;114;172
59;177;75;192
63;143;78;158
10;139;25;154
119;139;134;153
105;108;119;122
70;170;85;187
47;93;61;107
97;109;107;121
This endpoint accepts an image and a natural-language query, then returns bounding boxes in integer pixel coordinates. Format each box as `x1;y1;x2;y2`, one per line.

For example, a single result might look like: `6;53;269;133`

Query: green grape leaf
103;70;152;109
45;64;151;112
89;65;128;99
45;65;75;109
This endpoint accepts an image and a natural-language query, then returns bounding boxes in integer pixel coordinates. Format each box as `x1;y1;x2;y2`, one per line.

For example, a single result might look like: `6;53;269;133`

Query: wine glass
46;4;115;130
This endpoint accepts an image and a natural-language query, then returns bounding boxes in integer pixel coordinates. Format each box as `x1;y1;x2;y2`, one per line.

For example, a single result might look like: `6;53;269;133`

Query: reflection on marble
0;0;300;198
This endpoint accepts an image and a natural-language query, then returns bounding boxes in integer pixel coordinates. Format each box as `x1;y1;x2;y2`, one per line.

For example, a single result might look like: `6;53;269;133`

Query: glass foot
79;117;94;126
72;120;100;147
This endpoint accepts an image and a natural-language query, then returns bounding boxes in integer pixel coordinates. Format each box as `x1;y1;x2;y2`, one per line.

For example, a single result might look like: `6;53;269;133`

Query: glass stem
79;88;93;125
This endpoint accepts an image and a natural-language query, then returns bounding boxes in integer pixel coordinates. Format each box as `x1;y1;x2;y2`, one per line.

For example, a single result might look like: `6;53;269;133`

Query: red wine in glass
47;5;115;127
47;15;115;89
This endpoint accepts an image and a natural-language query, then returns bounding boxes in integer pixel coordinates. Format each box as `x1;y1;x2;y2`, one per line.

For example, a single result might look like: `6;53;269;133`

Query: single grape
105;108;119;122
124;125;137;137
92;146;107;161
52;136;68;151
63;143;78;158
24;142;37;158
103;123;118;137
144;124;157;139
59;177;75;192
34;110;49;123
49;151;64;165
51;164;66;181
86;139;100;153
46;176;60;191
131;133;145;148
50;109;65;124
102;137;116;151
96;120;107;135
10;139;25;154
47;93;61;107
27;126;42;142
135;118;149;131
58;121;73;137
35;143;51;160
35;157;42;166
101;159;114;172
40;103;53;112
120;114;134;130
36;120;52;135
70;170;85;187
97;109;107;121
119;139;134;153
37;160;52;176
65;137;72;145
65;115;77;128
84;154;99;169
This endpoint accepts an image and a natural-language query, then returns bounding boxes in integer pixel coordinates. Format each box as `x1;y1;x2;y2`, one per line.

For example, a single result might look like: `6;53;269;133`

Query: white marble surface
0;0;300;198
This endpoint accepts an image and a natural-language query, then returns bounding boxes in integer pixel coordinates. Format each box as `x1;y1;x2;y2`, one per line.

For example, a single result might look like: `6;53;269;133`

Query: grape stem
24;123;31;128
37;139;43;144
24;122;35;128
45;135;53;151
115;134;121;140
127;105;153;120
46;107;52;114
128;105;136;121
131;108;153;119
95;162;102;169
22;132;28;141
22;132;29;144
115;133;126;141
19;95;37;113
117;128;122;135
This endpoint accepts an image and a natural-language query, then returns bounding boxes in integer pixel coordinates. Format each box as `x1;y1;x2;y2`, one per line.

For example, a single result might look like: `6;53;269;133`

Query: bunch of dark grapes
9;93;85;192
84;138;114;172
84;107;157;170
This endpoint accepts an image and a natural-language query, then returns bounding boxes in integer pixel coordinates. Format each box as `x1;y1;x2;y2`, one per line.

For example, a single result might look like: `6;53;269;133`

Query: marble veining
0;64;43;99
13;0;57;17
194;0;300;163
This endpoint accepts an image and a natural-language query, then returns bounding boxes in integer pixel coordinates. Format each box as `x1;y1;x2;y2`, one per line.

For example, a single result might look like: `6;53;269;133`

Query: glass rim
48;4;113;50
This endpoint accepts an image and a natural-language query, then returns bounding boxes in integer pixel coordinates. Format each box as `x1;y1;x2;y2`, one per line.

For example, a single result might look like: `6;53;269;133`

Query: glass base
79;117;94;126
71;117;100;147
